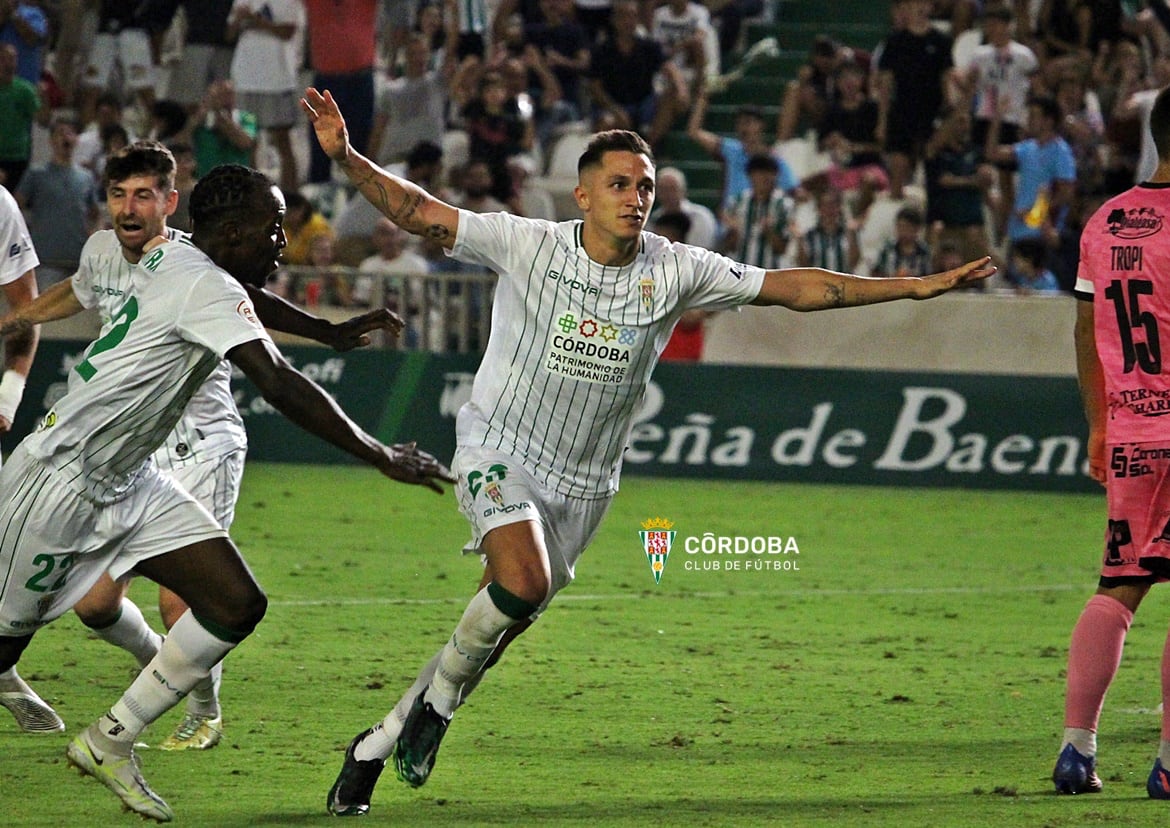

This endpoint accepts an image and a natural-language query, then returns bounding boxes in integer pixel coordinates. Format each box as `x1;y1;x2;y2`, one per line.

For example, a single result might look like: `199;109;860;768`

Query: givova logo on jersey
544;310;639;385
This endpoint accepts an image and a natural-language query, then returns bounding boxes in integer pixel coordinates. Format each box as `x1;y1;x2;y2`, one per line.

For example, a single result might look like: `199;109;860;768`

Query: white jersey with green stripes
72;229;247;471
0;185;38;286
449;210;766;499
24;237;270;504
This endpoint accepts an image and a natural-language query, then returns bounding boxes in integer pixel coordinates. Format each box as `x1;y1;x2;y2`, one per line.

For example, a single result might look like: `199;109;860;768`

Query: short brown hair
103;140;176;192
577;130;654;176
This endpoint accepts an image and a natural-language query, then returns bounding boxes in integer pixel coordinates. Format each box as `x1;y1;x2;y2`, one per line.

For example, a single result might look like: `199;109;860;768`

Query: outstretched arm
244;284;404;351
0;274;81;339
750;257;995;311
301;87;461;250
228;337;454;492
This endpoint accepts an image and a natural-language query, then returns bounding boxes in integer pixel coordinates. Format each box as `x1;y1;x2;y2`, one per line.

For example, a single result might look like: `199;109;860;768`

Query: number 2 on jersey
1105;279;1161;374
74;296;139;381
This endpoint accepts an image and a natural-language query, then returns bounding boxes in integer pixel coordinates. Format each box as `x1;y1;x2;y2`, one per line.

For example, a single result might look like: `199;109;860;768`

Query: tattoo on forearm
425;224;450;241
392;192;424;226
823;283;845;307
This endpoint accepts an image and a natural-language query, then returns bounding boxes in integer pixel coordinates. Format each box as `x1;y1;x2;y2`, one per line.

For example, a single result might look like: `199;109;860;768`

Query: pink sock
1065;593;1134;731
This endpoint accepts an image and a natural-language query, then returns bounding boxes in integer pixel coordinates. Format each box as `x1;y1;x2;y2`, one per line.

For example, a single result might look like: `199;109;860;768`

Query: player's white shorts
82;30;154;92
454;446;612;614
162;447;245;530
0;444;227;636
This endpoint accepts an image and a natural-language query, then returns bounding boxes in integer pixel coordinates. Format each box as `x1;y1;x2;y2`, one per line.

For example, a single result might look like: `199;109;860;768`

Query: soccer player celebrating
0;163;454;822
1055;84;1170;799
0;142;409;751
0;182;44;729
301;86;995;817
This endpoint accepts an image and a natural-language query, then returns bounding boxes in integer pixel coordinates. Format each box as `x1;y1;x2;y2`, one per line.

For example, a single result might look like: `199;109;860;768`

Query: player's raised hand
914;256;997;298
301;88;349;162
328;308;406;351
379;441;456;494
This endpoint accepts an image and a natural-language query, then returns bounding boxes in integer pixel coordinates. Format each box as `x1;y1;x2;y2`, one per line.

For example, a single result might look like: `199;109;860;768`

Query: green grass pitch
6;464;1170;826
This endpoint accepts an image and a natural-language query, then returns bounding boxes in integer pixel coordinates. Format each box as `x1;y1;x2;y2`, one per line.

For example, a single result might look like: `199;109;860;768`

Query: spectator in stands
806;61;888;218
957;3;1038;223
923;104;995;265
651;0;719;102
148;98;188;145
1054;69;1106;196
1100;42;1163;191
500;47;568;157
875;0;955;200
703;0;764;58
76;92;133;179
775;34;862;142
796;188;858;271
0;0;48;85
282;189;335;266
720;153;792;269
226;0;304;192
929;0;979;38
507;154;556;219
358;217;431;347
985;95;1076;286
871;205;933;278
369;31;456;167
166;141;197;232
960;4;1038;154
14;116;100;288
78;1;157;130
462;68;534;205
587;0;688;151
177;79;258;178
1007;235;1061;294
650;165;719;250
415;0;456;67
1122;53;1170;186
309;232;353;307
93;122;130;194
304;0;381;183
454;159;510;213
933;238;965;276
573;0;613;46
524;0;591;121
1038;0;1099;61
688;94;797;210
0;41;40;189
142;0;235;114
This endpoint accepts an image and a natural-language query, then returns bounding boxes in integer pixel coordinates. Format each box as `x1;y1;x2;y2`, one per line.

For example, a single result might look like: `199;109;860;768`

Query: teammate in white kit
0;142;406;750
301;87;996;816
0;162;454;822
0;183;45;731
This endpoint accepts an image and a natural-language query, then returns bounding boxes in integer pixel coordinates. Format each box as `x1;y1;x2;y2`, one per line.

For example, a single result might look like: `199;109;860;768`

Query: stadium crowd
5;0;1170;353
